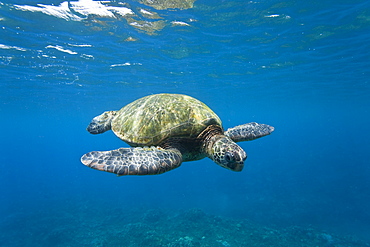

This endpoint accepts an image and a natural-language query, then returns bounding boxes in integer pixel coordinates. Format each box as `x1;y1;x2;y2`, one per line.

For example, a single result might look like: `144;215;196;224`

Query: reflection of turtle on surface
81;93;274;176
141;0;196;10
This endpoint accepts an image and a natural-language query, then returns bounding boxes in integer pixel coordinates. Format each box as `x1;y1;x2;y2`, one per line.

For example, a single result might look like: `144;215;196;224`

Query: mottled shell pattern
111;94;222;146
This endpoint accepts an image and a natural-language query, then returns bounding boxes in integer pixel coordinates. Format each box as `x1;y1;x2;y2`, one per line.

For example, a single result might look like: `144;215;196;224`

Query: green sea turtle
81;93;274;176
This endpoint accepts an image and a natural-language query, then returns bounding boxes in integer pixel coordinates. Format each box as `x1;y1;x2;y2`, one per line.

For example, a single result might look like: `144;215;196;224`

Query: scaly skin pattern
225;122;274;142
81;147;182;176
207;135;246;172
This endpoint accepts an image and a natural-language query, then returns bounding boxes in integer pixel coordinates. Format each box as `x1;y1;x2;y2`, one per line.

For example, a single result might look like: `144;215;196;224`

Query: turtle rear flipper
225;122;274;142
81;147;182;176
87;111;117;134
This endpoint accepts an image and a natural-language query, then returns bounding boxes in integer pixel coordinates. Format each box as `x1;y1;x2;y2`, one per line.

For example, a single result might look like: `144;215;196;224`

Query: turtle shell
111;94;222;146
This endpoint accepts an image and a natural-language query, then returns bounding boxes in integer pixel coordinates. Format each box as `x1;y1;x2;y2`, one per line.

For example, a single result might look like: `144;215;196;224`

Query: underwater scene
1;0;370;246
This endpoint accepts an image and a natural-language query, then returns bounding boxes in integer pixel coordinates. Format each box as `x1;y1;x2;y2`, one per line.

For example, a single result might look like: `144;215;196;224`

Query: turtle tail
87;111;117;134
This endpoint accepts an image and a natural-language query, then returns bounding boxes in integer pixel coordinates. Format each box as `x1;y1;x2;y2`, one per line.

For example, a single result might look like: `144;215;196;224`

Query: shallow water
1;0;370;246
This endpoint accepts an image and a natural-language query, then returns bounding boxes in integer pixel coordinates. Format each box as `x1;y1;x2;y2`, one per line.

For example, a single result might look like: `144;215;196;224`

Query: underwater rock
168;236;195;247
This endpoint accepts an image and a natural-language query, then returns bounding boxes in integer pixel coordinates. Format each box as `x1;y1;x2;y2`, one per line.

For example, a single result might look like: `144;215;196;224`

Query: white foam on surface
140;9;154;15
46;45;78;55
111;62;142;67
264;14;280;18
171;21;190;26
68;44;93;47
14;0;134;21
0;44;27;51
15;2;83;21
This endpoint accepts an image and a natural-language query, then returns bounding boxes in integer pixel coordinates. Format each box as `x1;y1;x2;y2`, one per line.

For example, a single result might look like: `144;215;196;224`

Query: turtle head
209;136;247;172
87;111;117;134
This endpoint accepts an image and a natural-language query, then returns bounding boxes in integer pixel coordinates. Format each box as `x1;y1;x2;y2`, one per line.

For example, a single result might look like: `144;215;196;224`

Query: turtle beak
224;150;246;172
216;148;246;172
228;161;244;172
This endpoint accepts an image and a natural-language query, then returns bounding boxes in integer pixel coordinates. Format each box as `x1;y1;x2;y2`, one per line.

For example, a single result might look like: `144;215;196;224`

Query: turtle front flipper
86;111;117;134
225;122;274;142
81;147;182;176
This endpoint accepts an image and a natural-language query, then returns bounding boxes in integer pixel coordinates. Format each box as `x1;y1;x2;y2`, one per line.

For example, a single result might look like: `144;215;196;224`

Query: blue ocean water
1;0;370;246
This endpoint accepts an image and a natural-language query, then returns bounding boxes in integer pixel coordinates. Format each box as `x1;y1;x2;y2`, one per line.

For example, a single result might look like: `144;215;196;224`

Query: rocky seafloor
1;207;369;247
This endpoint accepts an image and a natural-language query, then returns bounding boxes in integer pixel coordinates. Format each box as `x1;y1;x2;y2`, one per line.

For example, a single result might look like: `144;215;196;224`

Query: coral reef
1;207;368;247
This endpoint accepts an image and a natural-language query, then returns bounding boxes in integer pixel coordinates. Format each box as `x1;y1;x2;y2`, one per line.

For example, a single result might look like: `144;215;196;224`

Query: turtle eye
224;152;235;163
